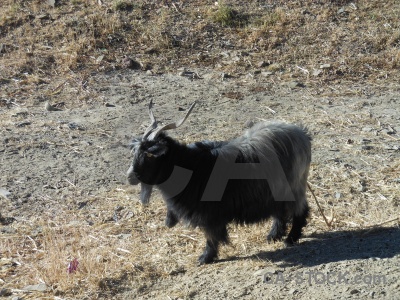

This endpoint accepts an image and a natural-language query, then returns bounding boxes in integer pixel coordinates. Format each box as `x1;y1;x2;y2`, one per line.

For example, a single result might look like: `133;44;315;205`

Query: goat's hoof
198;254;215;265
165;217;178;228
266;234;283;243
284;237;298;247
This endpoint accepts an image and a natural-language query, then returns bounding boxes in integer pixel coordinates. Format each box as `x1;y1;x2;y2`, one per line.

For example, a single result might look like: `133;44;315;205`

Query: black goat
127;101;312;265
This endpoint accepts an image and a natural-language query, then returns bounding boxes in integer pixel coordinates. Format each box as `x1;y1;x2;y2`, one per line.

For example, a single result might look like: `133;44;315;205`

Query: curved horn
147;101;197;140
143;100;158;139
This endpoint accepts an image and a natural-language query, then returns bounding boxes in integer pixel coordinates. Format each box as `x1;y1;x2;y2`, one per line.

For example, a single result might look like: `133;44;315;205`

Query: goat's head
127;100;196;204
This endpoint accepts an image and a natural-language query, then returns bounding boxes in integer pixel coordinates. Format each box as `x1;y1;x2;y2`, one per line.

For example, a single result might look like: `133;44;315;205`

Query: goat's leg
267;216;287;242
198;225;228;265
285;204;309;245
165;209;179;228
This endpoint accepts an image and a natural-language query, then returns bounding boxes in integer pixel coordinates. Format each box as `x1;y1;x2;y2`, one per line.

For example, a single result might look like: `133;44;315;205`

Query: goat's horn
147;101;196;140
143;100;158;139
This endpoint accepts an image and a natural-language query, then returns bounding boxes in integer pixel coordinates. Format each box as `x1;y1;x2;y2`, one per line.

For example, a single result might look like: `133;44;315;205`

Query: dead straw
307;182;332;229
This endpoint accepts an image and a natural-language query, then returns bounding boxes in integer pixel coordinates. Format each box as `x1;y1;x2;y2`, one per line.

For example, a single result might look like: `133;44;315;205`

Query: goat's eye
146;152;154;158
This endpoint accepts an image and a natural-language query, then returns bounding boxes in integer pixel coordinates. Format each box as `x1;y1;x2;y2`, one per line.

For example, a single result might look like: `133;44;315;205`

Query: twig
264;106;276;114
307;182;332;228
180;234;197;241
366;216;399;228
171;2;182;14
296;65;309;75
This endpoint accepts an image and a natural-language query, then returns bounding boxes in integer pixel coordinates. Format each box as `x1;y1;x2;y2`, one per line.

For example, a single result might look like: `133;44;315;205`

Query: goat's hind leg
165;209;179;228
285;204;309;245
198;225;228;265
267;216;287;242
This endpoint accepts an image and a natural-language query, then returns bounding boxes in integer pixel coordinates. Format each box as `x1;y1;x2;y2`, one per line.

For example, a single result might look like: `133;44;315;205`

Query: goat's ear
145;143;168;158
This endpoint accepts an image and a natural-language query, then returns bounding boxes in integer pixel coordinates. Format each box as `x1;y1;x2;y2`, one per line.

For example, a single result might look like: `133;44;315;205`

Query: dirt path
1;70;399;299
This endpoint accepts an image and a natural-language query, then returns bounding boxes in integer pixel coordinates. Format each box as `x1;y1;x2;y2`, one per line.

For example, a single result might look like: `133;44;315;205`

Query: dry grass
1;0;399;106
1;111;398;298
1;0;399;299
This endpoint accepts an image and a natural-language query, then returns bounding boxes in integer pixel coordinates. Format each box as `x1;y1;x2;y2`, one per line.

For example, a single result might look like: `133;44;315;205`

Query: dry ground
1;0;399;299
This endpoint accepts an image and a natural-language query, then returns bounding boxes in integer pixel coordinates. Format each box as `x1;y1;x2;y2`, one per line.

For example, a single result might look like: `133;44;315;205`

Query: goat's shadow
221;227;400;268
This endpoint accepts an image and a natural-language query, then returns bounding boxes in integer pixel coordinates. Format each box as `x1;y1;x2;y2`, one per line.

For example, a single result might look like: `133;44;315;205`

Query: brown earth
0;0;399;299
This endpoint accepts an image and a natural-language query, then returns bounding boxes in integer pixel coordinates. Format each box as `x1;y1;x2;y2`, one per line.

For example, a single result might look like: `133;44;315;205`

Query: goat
127;101;312;265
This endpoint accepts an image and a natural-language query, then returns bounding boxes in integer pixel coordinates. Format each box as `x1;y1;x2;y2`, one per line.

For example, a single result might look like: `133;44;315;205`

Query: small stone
253;267;283;276
0;188;11;199
221;73;232;80
257;61;269;68
261;71;274;77
68;122;85;131
117;234;131;239
45;101;62;111
362;145;373;150
350;289;360;295
267;63;281;72
144;47;157;54
313;69;323;76
369;291;375;297
47;0;56;7
287;81;304;89
23;283;48;292
362;126;374;132
0;288;12;297
289;288;298;295
320;64;332;69
96;55;104;63
244;120;255;128
122;56;141;69
36;14;50;20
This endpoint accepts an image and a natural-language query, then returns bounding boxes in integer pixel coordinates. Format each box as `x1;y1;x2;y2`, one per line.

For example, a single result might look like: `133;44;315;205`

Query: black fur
128;122;312;264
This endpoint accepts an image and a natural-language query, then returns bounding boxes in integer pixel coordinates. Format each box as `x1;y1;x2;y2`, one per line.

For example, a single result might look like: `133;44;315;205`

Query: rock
47;0;58;7
68;122;85;131
261;71;274;77
257;61;269;68
23;283;48;292
0;213;16;225
96;55;104;63
0;226;17;234
0;288;12;296
122;56;141;69
361;145;373;150
244;120;255;128
320;64;332;69
267;63;281;72
350;289;360;295
45;101;62;111
313;69;323;76
253;267;283;276
362;126;374;132
0;188;11;199
287;81;304;89
289;288;298;295
36;14;50;20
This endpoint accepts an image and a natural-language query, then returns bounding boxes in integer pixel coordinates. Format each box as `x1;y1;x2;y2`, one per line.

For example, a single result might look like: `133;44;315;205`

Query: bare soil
1;69;399;299
0;0;399;299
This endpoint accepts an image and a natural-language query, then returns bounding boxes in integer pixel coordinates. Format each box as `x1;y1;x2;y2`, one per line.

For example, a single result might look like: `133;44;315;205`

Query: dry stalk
307;182;332;229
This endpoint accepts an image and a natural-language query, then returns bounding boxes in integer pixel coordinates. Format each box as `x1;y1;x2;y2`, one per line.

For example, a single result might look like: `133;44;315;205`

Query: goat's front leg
198;225;229;265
